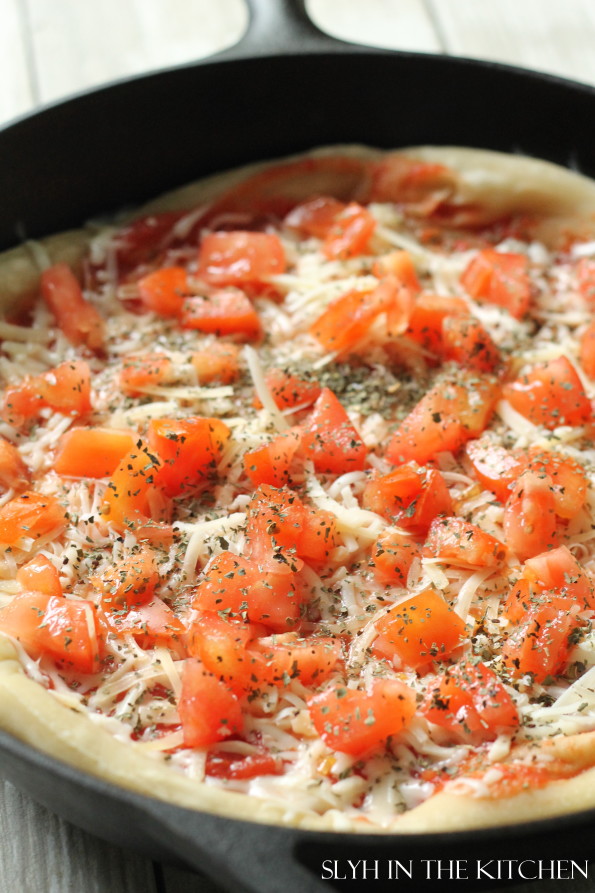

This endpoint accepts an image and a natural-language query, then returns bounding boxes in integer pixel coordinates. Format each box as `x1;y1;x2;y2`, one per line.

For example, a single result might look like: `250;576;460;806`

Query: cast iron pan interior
2;1;595;890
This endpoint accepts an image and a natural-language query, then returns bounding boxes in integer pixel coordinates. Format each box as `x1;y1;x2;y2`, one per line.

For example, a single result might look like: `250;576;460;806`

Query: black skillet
3;2;595;890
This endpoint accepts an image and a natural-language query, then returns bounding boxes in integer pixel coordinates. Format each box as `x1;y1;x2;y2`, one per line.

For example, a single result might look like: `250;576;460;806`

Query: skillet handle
144;801;333;893
216;0;356;60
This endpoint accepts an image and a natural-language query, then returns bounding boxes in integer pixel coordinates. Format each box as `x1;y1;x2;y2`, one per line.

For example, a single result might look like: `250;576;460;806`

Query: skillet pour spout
4;1;595;892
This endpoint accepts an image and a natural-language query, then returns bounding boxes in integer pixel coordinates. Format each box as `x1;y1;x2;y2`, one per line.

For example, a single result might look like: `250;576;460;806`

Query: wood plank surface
0;0;35;123
429;0;595;86
308;0;442;51
3;2;595;892
0;781;158;893
25;0;247;105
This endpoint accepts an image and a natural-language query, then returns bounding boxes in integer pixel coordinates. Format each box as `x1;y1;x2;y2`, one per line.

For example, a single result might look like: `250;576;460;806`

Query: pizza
2;146;595;834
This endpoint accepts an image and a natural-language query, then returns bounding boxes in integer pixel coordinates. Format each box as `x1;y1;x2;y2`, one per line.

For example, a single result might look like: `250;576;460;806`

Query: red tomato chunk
363;464;452;536
385;376;500;466
461;249;531;319
374;589;466;670
0;492;67;547
147;416;231;497
3;360;92;426
423;516;507;567
422;662;519;743
181;289;261;339
308;678;416;756
179;658;244;748
503;357;591;429
54;427;136;479
41;263;104;349
0;592;102;674
301;388;367;474
197;232;286;288
192;551;302;632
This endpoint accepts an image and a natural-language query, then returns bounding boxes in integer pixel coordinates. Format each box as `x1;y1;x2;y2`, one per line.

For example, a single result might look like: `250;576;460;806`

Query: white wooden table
3;1;595;890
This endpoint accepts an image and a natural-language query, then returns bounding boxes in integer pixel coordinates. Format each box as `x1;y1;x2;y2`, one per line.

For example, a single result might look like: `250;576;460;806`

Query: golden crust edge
0;638;342;832
2;637;595;834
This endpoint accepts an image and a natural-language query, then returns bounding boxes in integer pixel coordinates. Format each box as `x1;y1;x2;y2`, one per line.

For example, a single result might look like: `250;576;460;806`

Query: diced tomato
405;294;467;358
0;592;102;673
147;416;231;497
301;388;367;474
119;353;173;396
188;615;341;694
576;258;595;307
192;551;302;632
501;604;576;683
374;588;466;670
322;202;376;260
246;485;338;567
363;464;452;536
464;437;523;502
503;357;591;429
245;485;306;564
297;507;339;564
249;633;342;689
191;342;240;385
372;250;421;295
102;442;171;534
461;249;531;319
16;554;62;598
92;545;160;609
385;376;500;466
137;266;189;316
205;750;283;780
525;450;588;519
502;584;578;627
186;612;263;693
308;677;416;756
421;662;519;743
442;315;501;372
40;263;104;349
579;321;595;379
181;289;261;339
0;491;67;547
310;278;400;353
287;194;375;258
0;437;30;491
423;516;507;567
465;439;588;516
523;545;595;611
3;360;92;425
197;232;286;290
503;470;558;562
179;658;244;748
501;577;541;624
54;427;136;478
370;529;422;586
147;418;231;496
102;595;185;653
243;427;303;488
284;196;346;238
256;368;321;411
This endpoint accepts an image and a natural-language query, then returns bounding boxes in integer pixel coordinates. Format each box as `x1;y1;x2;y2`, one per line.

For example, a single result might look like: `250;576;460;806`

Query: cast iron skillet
3;2;595;890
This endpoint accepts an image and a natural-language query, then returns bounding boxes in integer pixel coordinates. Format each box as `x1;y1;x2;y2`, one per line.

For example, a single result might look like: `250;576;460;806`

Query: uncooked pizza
2;147;595;832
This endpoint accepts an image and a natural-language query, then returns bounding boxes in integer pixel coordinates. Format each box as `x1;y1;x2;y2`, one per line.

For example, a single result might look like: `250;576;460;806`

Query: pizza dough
2;146;595;833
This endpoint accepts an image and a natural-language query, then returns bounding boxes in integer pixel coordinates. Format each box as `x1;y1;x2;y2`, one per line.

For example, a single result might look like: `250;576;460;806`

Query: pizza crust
3;144;595;316
3;145;595;834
